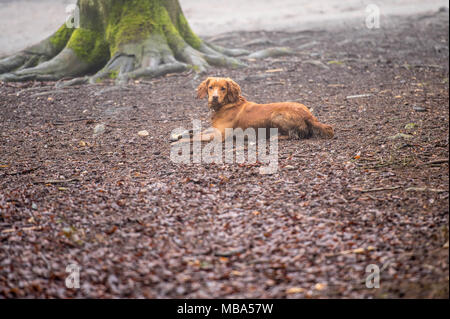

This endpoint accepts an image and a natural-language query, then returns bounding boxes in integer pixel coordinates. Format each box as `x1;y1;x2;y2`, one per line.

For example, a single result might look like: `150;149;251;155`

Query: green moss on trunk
66;0;203;65
67;28;109;67
176;13;202;50
49;25;75;52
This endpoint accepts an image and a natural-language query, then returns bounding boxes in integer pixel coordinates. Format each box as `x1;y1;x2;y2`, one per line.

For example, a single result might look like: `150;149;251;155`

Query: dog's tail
306;118;334;139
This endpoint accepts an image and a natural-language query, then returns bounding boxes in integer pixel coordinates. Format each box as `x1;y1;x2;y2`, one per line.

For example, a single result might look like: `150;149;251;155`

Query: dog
174;77;334;143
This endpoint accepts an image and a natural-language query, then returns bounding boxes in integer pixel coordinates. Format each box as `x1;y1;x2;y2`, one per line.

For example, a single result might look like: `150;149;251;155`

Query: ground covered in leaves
0;11;448;298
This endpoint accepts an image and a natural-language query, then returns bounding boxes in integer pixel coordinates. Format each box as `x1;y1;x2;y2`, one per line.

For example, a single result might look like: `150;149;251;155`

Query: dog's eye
209;86;213;89
221;87;226;91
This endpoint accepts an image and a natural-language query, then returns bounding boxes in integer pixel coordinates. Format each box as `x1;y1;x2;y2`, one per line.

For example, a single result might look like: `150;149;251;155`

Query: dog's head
196;77;241;111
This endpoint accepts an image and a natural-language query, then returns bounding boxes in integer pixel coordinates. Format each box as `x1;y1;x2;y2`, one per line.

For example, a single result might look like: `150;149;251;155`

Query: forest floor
0;10;448;298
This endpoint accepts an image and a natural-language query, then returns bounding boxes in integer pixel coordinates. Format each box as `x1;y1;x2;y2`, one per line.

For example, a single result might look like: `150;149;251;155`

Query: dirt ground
0;9;448;298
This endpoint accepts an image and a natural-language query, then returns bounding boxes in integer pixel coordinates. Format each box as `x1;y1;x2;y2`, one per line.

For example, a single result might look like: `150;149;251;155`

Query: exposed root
1;37;293;84
0;24;72;76
204;42;249;57
198;43;247;68
84;34;246;85
204;54;246;69
0;48;89;82
89;53;135;83
123;62;188;82
0;0;301;85
55;76;89;88
247;47;295;59
0;22;292;85
0;54;30;74
242;38;275;47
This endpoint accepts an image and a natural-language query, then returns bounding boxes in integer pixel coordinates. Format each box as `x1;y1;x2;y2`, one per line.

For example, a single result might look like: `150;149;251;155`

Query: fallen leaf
314;283;327;291
404;123;416;130
327;60;343;65
106;225;118;235
265;68;284;73
286;287;305;294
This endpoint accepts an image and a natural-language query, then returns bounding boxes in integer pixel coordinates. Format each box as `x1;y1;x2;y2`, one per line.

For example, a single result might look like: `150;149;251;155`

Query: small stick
33;178;79;184
214;247;246;257
419;158;449;166
53;118;97;125
405;187;447;193
356;186;401;193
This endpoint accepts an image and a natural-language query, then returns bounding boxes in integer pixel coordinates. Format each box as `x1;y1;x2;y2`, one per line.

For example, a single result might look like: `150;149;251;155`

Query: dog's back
197;77;334;141
232;101;334;139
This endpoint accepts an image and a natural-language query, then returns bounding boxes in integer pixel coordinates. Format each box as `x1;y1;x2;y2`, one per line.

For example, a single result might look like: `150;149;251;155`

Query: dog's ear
226;78;241;103
196;78;211;99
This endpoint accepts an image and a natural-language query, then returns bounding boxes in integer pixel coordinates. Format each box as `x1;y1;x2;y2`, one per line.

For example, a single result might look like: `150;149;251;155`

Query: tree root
0;39;62;74
247;47;295;59
1;27;293;86
89;53;135;83
65;36;247;86
0;0;302;86
0;24;73;80
123;62;188;82
204;42;249;57
0;48;89;82
55;76;89;88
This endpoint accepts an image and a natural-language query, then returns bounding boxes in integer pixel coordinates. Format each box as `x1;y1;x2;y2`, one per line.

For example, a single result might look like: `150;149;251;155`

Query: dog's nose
212;96;218;101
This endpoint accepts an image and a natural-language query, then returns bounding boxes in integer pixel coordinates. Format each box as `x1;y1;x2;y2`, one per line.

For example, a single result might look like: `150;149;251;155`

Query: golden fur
186;77;334;142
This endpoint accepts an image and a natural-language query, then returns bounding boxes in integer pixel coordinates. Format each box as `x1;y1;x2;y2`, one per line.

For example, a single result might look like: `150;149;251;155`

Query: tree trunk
0;0;248;84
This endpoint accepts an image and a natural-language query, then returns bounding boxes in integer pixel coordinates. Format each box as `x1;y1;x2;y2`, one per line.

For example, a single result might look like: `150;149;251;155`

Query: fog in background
0;0;448;56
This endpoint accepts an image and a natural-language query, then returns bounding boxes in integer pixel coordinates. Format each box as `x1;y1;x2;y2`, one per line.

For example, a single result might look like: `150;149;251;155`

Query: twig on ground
214;247;246;257
418;158;448;166
405;187;447;193
52;118;97;125
33;178;80;184
355;186;401;193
